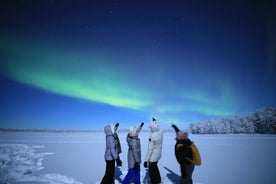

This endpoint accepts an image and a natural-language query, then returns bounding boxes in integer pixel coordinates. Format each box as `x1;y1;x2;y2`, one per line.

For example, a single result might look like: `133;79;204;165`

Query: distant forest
1;107;275;134
189;107;276;134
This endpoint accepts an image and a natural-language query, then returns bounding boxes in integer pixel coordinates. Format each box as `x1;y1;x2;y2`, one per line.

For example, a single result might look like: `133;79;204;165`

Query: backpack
186;142;201;166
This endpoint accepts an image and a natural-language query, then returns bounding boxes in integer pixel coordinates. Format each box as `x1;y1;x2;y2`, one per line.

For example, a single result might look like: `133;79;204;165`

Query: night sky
0;0;275;130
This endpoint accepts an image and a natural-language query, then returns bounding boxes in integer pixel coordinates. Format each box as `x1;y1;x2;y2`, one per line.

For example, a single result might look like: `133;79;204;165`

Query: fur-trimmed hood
104;124;115;136
149;120;160;133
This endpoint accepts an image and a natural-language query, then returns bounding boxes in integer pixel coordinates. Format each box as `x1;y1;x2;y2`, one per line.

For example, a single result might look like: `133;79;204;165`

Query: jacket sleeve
136;122;144;134
136;125;142;133
172;124;180;133
144;135;154;161
107;136;118;160
114;132;122;154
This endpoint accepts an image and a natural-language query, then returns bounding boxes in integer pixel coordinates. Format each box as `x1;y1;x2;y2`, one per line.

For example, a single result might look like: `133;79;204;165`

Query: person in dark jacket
122;122;144;184
101;124;123;184
172;124;194;184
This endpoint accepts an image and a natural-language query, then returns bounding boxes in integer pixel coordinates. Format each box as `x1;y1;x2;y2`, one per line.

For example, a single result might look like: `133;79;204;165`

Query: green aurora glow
0;39;244;123
1;40;152;110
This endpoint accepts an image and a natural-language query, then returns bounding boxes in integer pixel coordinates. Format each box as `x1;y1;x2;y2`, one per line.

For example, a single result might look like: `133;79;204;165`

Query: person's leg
109;160;115;183
181;164;194;184
180;163;186;184
101;160;115;184
149;162;161;184
134;166;141;184
100;161;108;184
185;164;195;184
122;168;134;184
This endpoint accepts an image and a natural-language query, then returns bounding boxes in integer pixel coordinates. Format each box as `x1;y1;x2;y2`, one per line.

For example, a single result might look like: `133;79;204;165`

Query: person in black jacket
171;124;195;184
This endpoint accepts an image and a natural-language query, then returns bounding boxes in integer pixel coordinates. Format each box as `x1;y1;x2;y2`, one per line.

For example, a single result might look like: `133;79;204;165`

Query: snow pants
149;162;161;184
101;160;115;184
180;164;195;184
122;166;141;184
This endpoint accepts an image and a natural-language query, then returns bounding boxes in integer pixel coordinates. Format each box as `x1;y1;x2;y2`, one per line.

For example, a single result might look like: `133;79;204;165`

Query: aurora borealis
0;1;275;129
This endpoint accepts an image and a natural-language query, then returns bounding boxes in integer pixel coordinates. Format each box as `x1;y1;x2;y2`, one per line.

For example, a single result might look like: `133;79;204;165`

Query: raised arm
136;122;144;133
171;124;180;133
115;123;119;131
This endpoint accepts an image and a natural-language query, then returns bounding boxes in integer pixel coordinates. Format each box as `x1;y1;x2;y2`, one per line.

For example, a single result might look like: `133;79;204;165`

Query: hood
129;126;138;137
176;131;189;140
149;120;160;132
104;124;115;136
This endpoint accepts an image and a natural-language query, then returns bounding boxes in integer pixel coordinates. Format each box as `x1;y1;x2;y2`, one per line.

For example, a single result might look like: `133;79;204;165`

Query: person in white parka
143;118;163;184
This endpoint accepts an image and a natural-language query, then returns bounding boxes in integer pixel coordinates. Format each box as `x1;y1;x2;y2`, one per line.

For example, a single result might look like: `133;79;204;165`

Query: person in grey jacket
101;124;123;184
144;118;163;184
122;122;144;184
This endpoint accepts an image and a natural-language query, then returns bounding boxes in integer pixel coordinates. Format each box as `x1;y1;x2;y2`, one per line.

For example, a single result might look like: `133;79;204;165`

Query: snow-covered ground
0;132;276;184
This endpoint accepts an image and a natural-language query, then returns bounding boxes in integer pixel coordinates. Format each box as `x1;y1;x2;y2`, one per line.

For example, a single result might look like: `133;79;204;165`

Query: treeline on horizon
1;107;275;134
189;107;276;134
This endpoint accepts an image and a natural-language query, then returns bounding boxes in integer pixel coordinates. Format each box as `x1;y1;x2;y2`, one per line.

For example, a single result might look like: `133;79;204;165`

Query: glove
116;157;122;167
115;123;119;132
171;124;180;133
140;122;144;127
143;161;148;168
134;162;139;171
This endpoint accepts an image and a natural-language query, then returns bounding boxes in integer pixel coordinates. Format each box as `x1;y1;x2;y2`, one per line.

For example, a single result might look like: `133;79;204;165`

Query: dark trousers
101;160;115;184
180;164;195;184
149;162;161;184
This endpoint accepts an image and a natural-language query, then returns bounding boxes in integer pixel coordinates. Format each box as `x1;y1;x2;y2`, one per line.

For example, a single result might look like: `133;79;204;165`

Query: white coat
144;121;163;162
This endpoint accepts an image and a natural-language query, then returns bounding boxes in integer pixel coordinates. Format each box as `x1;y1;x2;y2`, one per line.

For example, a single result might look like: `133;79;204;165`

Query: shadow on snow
163;166;181;183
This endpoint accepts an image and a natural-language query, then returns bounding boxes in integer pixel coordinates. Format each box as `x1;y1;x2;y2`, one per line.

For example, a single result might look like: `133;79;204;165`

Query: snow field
0;132;276;184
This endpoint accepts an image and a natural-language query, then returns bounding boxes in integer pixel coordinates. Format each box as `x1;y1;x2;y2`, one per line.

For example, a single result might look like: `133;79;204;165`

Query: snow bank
0;143;81;184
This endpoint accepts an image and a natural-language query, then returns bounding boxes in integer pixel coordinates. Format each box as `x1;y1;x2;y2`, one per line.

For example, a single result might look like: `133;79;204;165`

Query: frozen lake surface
0;132;276;184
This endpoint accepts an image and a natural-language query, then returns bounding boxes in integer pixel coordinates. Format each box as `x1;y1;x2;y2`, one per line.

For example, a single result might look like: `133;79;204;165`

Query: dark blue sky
0;0;275;129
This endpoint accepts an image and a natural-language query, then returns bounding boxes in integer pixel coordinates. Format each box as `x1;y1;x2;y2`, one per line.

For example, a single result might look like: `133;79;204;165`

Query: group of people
100;118;198;184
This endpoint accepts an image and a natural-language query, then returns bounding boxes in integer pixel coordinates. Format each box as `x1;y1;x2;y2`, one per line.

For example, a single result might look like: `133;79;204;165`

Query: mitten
140;122;144;127
115;123;119;129
143;161;148;168
116;157;122;166
134;162;139;171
